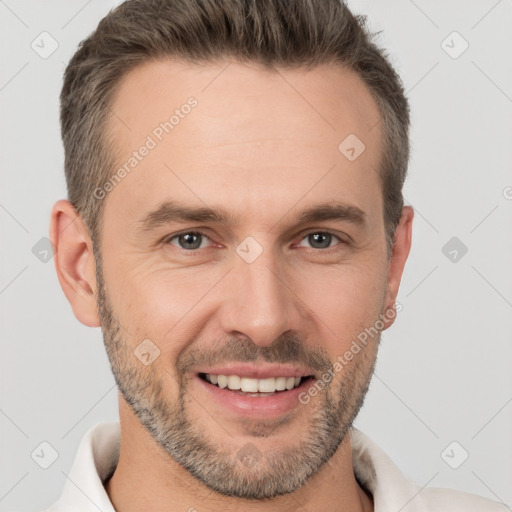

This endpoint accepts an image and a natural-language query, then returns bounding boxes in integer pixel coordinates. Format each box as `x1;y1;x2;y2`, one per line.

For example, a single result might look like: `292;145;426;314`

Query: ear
49;199;100;327
382;205;414;330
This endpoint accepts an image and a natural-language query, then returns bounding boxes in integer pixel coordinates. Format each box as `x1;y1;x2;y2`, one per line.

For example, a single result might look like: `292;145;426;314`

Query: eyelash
163;230;347;253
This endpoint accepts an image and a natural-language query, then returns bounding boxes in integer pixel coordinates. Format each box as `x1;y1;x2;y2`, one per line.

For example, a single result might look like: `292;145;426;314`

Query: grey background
1;0;511;510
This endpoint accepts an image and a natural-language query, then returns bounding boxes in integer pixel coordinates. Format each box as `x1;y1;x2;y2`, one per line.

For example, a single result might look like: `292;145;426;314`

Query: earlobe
49;199;101;327
382;205;414;331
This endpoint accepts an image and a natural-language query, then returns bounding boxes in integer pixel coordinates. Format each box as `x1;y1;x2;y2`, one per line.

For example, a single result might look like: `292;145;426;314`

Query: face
94;58;399;499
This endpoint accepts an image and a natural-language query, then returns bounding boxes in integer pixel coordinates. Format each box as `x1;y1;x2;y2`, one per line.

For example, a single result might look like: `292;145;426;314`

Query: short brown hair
60;0;410;255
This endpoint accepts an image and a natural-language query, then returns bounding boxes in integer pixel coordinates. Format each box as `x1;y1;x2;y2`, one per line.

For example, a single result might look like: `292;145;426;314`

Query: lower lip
194;375;314;418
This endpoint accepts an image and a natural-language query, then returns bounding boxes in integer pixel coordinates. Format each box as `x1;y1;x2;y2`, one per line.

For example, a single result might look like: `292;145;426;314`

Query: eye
163;230;345;253
166;231;212;251
297;231;343;250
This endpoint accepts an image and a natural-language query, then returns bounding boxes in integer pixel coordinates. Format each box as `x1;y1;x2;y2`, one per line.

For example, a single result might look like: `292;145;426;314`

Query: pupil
180;233;201;250
310;232;330;248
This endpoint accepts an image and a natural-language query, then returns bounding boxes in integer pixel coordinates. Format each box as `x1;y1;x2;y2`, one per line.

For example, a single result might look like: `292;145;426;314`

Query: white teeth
227;375;241;390
258;378;276;393
217;375;228;388
275;377;287;391
204;373;305;392
241;377;259;392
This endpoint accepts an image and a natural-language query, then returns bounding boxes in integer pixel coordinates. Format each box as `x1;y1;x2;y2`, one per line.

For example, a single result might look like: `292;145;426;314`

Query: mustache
176;334;332;376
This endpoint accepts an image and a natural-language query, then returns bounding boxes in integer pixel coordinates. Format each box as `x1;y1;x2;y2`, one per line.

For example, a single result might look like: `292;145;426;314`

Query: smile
199;373;309;394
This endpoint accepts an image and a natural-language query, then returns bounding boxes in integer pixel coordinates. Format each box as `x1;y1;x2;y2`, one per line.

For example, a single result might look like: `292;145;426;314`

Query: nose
218;242;304;348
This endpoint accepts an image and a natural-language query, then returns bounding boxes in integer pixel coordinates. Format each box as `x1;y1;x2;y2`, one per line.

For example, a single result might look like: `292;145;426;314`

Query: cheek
103;259;226;355
297;262;386;349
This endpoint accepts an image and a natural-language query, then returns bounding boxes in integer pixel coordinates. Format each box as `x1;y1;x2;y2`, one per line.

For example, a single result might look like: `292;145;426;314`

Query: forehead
103;58;384;230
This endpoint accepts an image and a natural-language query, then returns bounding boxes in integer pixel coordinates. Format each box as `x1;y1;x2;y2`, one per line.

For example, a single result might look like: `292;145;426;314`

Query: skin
50;58;413;512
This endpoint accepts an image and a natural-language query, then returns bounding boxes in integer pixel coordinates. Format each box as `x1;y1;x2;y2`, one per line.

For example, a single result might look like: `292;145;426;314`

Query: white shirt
43;421;509;512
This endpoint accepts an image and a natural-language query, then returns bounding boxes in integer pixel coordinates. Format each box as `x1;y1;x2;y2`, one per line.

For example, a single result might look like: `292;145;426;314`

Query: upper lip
197;363;315;379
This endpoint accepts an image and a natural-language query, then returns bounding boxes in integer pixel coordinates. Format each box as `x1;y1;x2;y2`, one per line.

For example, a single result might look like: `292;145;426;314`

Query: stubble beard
94;247;381;500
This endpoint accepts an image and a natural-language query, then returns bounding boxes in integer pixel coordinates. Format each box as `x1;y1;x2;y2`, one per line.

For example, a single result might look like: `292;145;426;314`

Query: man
46;0;508;510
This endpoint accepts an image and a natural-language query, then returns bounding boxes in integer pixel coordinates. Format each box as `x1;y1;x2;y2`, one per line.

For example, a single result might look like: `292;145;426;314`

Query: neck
104;398;374;512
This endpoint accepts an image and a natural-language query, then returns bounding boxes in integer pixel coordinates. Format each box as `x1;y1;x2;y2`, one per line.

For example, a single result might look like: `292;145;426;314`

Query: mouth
193;363;318;418
198;372;314;396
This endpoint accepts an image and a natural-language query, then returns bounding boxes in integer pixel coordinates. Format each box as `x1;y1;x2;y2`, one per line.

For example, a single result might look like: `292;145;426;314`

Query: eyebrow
138;200;367;233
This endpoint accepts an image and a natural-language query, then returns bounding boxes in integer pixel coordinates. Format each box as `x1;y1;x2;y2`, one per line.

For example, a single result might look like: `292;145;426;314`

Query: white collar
45;421;503;512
